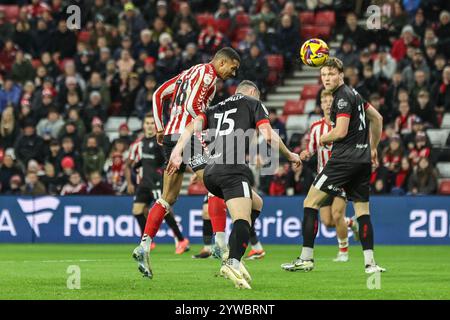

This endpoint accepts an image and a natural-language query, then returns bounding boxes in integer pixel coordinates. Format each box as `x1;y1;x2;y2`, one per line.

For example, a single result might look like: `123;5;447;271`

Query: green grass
0;244;449;300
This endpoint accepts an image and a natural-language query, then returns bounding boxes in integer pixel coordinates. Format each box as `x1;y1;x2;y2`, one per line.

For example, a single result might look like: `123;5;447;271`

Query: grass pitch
0;244;449;300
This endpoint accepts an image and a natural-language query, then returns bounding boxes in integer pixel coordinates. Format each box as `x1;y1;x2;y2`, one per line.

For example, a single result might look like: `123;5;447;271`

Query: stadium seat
286;114;309;134
427;129;450;147
315;11;336;27
0;5;19;23
266;70;280;86
438;179;450;194
105;117;127;132
283;100;305;115
301;84;322;100
314;25;332;40
299;12;315;24
441;113;450;129
215;19;232;35
106;131;119;141
235;13;250;27
77;30;91;43
300;25;316;40
127;117;142;132
196;13;215;27
436;162;450;178
266;55;284;72
233;27;251;42
304;99;317;114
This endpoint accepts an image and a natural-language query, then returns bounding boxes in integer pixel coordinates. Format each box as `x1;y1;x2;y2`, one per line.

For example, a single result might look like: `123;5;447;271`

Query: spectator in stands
269;164;289;196
342;12;370;50
180;43;201;71
87;170;114;195
45;139;61;173
116;123;133;146
0;78;21;113
0;149;23;193
412;8;426;39
391;25;420;62
135;75;156;119
413;90;438;127
410;70;430;102
424;44;437;68
210;79;230;106
286;162;314;195
0;106;19;149
276;14;299;74
174;20;198;51
75;50;94;82
67;107;86;139
0;40;18;74
268;108;287;143
434;65;450;115
391;157;412;195
5;174;23;195
13;21;34;56
373;46;397;82
408;157;438;195
116;49;135;74
50;19;77;59
36;107;64;141
402;48;429;91
172;2;199;33
395;101;417;135
11;50;34;84
436;10;450;57
156;43;181;82
41;162;60;195
88;117;110;155
87;0;118;26
198;23;225;56
58;120;82;151
83;92;107;131
382;134;404;177
0;10;14;43
251;1;277;29
60;171;87;195
58;136;82;173
14;119;46;165
121;2;147;43
104;151;127;194
237;29;264;56
257;20;278;54
239;45;268;95
336;39;359;68
408;131;431;167
21;170;46;195
82;135;105;177
358;65;379;100
430;54;446;86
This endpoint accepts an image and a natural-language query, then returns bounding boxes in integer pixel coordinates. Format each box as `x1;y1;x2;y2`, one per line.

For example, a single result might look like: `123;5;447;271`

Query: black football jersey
139;136;165;188
329;84;371;164
201;94;269;176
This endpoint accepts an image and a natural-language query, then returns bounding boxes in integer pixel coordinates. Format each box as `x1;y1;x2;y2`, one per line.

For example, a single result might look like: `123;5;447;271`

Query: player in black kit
167;81;301;289
125;113;190;254
281;58;386;274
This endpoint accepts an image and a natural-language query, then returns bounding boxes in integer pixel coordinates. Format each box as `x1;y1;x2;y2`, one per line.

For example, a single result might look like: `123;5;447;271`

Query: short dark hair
236;80;260;96
320;57;344;73
213;47;241;63
144;112;154;119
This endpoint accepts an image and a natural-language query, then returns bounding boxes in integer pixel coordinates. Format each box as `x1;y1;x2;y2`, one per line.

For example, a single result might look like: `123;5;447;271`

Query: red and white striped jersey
152;63;218;135
307;117;333;173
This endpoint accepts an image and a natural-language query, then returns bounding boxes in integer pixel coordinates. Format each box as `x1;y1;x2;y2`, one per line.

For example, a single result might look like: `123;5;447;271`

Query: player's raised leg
331;197;349;262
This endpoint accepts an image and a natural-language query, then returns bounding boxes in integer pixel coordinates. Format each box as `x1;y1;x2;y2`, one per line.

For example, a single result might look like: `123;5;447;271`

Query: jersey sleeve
307;126;317;156
128;141;138;162
335;94;353;119
152;75;179;132
253;101;270;128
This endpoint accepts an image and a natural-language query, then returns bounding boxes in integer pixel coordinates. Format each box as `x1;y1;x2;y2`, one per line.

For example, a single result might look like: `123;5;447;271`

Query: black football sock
165;214;184;242
135;214;146;236
357;214;374;251
302;207;319;248
249;210;260;245
203;219;213;245
229;219;250;262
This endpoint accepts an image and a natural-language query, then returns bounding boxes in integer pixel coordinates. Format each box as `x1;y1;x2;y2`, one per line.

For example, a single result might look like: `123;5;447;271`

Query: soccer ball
300;38;330;67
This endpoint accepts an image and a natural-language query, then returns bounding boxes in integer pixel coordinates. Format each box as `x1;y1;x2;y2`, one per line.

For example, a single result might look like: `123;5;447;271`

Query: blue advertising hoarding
0;195;449;244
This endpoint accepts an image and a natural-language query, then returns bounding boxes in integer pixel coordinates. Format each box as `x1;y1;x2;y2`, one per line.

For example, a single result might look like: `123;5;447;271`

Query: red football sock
143;201;167;238
208;196;226;233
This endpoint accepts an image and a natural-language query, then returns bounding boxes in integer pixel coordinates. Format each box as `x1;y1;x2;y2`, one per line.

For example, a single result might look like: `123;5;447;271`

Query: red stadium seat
196;13;215;28
188;182;208;195
266;54;284;72
235;13;250;27
439;180;450;195
215;19;232;35
300;25;331;40
300;24;316;40
299;12;315;24
77;30;91;43
315;11;336;27
279;115;288;124
283;100;306;115
233;27;251;42
266;70;280;86
0;5;19;23
301;84;322;99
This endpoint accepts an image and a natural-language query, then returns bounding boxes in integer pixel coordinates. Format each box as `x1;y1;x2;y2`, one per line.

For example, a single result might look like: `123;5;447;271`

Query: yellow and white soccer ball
300;38;330;67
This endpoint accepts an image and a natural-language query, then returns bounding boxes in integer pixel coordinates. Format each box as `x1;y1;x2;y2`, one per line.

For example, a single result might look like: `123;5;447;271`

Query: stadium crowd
0;0;449;197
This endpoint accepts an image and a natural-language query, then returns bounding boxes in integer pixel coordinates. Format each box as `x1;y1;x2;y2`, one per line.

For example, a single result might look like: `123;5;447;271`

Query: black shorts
204;170;253;202
313;161;371;202
162;134;207;173
321;195;334;207
133;186;161;205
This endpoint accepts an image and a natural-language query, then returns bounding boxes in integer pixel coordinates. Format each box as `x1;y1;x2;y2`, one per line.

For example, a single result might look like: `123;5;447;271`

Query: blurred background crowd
0;0;449;197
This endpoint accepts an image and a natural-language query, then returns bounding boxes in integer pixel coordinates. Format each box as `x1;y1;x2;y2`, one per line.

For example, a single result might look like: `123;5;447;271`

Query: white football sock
363;249;375;266
300;247;314;261
140;234;152;252
215;232;227;250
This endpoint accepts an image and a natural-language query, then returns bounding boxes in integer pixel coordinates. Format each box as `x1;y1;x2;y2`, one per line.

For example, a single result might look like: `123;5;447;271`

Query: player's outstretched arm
365;104;383;167
152;75;178;145
167;117;205;175
258;122;301;168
